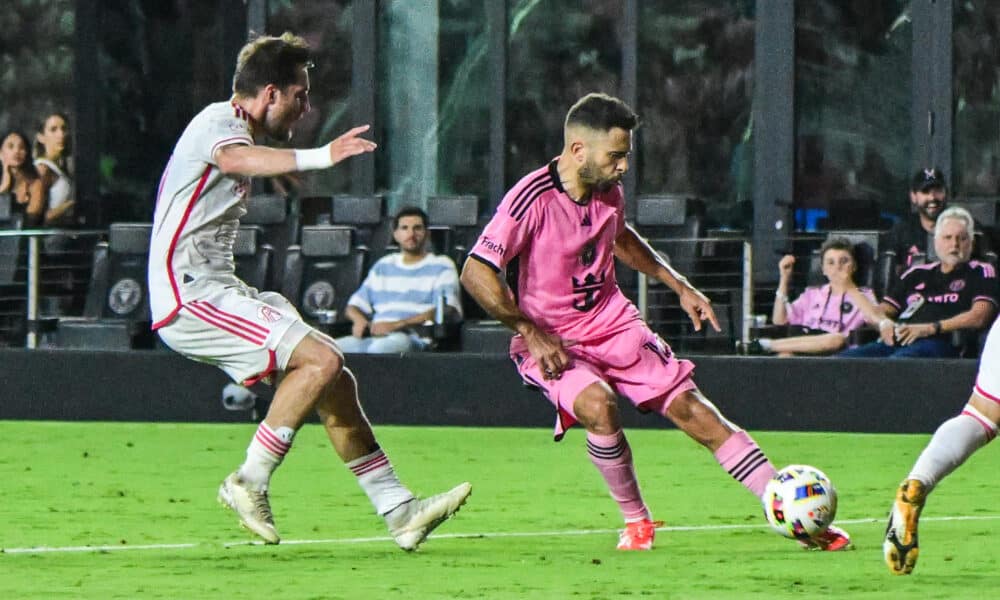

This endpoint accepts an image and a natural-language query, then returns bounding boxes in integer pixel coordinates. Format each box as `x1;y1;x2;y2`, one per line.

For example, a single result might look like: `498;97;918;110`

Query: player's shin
908;403;997;492
238;421;295;491
713;430;777;498
587;430;651;522
347;445;416;515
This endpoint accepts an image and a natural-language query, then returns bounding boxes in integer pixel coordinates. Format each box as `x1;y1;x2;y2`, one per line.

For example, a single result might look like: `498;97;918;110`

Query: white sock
346;446;415;516
908;404;996;492
238;422;295;492
758;338;774;351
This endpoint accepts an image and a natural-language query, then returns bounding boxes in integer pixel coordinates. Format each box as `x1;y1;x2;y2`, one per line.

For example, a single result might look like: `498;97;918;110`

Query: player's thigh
599;325;696;410
971;318;1000;424
158;293;310;384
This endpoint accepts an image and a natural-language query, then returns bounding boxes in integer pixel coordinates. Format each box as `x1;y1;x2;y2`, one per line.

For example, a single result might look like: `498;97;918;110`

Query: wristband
878;318;893;330
775;291;788;303
933;321;942;335
294;146;334;171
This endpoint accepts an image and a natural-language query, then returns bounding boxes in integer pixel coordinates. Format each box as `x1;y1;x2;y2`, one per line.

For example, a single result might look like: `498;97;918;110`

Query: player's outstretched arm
460;257;569;379
614;224;720;332
215;125;377;177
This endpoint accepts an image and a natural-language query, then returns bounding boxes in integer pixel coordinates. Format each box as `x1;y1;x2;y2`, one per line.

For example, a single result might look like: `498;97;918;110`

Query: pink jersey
785;283;876;335
469;161;641;350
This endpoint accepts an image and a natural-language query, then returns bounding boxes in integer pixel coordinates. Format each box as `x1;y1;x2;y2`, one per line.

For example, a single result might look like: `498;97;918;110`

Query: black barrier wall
0;349;979;433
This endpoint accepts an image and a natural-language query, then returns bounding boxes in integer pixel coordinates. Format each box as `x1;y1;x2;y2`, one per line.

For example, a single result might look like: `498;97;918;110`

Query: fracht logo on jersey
480;236;506;257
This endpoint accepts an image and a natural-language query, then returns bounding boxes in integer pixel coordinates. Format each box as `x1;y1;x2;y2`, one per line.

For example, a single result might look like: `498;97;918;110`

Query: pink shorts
974;317;1000;405
511;323;696;439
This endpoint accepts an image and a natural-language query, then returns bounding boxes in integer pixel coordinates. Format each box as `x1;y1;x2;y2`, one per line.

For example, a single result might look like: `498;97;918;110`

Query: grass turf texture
2;422;999;598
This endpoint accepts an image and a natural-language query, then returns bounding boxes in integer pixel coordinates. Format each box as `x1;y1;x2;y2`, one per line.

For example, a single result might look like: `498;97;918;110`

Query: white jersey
149;101;255;329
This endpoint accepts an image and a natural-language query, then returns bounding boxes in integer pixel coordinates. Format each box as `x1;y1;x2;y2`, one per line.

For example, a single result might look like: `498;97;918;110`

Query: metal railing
0;229;105;348
632;233;837;353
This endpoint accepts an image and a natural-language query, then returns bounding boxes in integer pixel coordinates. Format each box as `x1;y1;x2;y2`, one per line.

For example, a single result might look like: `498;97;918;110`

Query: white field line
3;514;1000;555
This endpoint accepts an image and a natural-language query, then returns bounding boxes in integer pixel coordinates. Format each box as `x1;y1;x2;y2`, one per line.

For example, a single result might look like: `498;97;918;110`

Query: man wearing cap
885;167;951;269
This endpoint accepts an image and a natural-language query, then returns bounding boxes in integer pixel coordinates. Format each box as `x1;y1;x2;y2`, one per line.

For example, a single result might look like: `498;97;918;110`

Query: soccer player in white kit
884;317;1000;574
148;32;469;548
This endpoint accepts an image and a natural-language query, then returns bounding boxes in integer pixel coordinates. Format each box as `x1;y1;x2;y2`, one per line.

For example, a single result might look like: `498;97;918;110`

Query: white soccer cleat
386;482;472;551
217;472;280;545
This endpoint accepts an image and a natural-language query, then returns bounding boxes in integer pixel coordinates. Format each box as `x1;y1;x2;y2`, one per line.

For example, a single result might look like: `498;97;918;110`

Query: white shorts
156;284;312;386
974;317;1000;405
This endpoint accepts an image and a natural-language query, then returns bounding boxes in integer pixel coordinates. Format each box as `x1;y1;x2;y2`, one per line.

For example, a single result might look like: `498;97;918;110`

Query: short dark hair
565;93;639;132
819;237;855;262
393;206;428;230
232;32;313;97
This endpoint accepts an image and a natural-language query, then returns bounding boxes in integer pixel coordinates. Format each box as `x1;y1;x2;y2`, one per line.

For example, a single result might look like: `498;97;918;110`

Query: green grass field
2;421;999;599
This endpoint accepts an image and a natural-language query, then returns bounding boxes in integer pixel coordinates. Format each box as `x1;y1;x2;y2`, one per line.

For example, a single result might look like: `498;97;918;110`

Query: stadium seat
281;225;365;335
331;194;384;247
233;225;274;291
243;193;291;284
426;195;484;320
50;222;155;349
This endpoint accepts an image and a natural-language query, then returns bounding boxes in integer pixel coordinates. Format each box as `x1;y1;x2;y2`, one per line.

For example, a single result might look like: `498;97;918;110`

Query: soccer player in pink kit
461;93;850;551
148;33;469;549
884;317;1000;574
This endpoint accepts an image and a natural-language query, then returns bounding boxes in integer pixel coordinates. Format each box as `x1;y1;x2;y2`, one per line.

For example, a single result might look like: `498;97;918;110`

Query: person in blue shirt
337;206;462;353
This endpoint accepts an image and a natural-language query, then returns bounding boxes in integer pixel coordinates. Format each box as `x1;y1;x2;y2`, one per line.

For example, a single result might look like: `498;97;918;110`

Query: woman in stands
751;237;877;356
0;130;44;227
33;112;75;226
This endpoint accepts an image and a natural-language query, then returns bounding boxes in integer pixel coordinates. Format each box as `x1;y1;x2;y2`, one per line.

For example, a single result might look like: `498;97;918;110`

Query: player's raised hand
679;287;721;333
327;125;377;165
778;254;795;280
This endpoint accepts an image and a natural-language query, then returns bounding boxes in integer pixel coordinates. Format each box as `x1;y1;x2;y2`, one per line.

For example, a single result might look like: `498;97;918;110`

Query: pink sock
714;430;776;498
587;430;650;522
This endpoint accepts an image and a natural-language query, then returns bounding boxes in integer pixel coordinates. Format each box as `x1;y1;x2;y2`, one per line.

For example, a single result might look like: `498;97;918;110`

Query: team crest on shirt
228;121;248;133
257;305;283;323
950;279;966;292
581;242;596;266
841;301;854;313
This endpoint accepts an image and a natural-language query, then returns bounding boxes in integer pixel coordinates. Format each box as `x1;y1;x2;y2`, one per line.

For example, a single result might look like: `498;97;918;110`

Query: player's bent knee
573;384;620;430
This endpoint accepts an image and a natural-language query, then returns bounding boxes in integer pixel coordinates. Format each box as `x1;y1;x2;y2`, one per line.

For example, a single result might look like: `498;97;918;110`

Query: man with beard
460;93;851;551
839;207;997;358
886;168;952;268
336;206;462;353
148;33;470;548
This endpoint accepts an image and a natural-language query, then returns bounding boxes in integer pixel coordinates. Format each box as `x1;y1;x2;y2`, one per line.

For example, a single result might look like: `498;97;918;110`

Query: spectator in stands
0;131;44;227
839;207;997;358
884;167;995;268
33;112;75;226
337;206;461;353
749;237;877;356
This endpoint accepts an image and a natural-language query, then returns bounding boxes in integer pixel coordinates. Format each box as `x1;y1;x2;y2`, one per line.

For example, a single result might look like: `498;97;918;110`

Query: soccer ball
762;464;838;541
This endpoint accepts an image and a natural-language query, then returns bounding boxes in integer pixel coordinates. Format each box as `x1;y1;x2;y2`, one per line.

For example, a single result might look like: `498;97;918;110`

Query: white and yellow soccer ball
762;464;838;541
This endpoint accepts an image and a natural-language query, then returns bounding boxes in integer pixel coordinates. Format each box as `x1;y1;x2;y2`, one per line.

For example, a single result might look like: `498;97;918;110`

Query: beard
579;162;621;192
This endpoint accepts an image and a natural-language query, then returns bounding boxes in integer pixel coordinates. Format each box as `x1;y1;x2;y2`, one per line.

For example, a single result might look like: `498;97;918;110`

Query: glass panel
505;0;623;184
953;3;1000;200
437;0;490;202
0;1;75;135
637;1;755;229
96;2;228;221
794;0;911;230
269;0;353;197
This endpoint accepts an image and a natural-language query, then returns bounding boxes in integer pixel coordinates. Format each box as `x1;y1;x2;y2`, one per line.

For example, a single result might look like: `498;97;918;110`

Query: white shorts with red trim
974;316;1000;405
156;285;312;386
